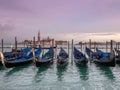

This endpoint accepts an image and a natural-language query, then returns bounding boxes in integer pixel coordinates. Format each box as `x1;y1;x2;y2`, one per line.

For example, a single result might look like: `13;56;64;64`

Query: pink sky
0;0;120;42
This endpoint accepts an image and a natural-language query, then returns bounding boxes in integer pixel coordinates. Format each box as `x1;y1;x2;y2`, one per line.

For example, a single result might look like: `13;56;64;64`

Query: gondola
94;48;115;66
86;47;115;66
2;48;26;59
33;47;54;67
0;47;42;68
73;47;88;65
57;47;69;66
0;47;32;65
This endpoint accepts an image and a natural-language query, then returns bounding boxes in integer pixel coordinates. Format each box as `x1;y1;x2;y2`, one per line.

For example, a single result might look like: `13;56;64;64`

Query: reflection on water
96;64;115;80
0;65;5;70
117;64;120;67
5;63;32;76
0;62;120;90
76;64;88;80
56;64;68;81
34;64;52;83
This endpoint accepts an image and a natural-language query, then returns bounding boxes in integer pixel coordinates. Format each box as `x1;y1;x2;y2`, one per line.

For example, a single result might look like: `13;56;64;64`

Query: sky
0;0;120;43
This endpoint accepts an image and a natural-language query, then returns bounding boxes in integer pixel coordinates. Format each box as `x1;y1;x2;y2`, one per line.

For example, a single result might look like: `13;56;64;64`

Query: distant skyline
0;0;120;43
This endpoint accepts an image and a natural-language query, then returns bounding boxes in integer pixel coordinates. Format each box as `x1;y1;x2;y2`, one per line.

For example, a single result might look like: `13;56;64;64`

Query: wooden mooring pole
80;41;82;51
24;41;25;48
94;42;96;52
71;39;74;64
96;42;98;49
118;42;120;50
68;41;70;58
89;39;92;61
52;39;55;58
43;38;44;54
116;42;118;50
89;39;91;50
15;37;17;51
1;39;3;53
110;40;113;52
52;39;54;47
33;36;35;48
106;41;108;52
55;43;57;59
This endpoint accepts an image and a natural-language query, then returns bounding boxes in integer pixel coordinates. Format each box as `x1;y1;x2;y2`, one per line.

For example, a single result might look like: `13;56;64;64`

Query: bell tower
38;31;40;43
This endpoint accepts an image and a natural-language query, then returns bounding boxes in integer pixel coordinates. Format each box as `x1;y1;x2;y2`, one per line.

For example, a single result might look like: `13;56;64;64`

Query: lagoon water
0;45;120;90
0;61;120;90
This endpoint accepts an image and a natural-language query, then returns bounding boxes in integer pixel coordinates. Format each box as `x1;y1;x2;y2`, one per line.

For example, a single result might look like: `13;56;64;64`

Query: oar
0;52;6;68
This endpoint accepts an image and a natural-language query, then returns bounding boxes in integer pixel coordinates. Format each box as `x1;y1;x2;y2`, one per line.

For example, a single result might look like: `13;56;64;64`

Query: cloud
90;33;116;36
0;0;34;19
0;0;31;12
45;32;120;42
0;18;15;31
0;23;15;31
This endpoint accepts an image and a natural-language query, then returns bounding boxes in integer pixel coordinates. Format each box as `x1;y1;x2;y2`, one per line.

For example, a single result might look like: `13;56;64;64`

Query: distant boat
86;47;115;66
0;47;42;68
57;47;69;66
33;47;54;67
73;47;88;65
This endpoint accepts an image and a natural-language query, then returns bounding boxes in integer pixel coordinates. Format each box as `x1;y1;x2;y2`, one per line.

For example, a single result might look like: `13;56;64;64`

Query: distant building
35;31;41;45
35;32;54;46
23;40;32;46
55;40;68;45
22;32;55;47
40;40;49;45
41;37;53;45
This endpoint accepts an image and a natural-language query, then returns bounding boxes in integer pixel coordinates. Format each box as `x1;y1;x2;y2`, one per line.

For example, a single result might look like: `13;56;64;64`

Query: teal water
0;61;120;90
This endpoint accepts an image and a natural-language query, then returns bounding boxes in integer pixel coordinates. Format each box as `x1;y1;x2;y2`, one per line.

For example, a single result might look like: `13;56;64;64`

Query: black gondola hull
74;59;88;66
3;58;33;68
93;58;115;67
116;60;120;64
0;61;2;65
115;58;120;64
35;58;53;67
57;58;68;66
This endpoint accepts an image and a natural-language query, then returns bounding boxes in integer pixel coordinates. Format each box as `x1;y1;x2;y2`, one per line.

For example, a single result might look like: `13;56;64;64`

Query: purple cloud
0;18;15;31
0;0;31;12
91;33;116;36
0;23;15;31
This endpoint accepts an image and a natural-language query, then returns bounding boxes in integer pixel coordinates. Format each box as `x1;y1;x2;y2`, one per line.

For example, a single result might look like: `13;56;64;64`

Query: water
0;45;120;90
0;61;120;90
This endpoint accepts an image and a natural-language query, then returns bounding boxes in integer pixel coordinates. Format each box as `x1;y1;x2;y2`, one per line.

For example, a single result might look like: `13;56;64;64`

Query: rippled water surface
0;60;120;90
